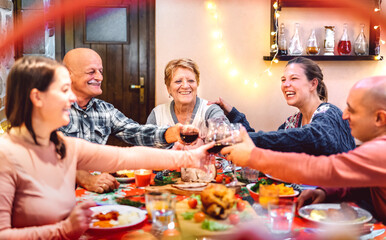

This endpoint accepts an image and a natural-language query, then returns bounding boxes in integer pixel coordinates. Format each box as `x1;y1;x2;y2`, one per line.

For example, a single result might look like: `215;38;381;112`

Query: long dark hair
5;56;66;159
287;57;328;102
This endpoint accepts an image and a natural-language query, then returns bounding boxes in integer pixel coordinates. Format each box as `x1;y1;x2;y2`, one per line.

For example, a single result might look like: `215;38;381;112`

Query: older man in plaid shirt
60;48;180;193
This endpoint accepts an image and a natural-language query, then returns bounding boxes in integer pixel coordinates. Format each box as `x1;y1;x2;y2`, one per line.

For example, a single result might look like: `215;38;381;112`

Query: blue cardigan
227;103;356;156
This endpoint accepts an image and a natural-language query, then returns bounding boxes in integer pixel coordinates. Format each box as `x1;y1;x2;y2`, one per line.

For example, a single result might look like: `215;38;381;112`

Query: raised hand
189;141;215;170
220;127;255;166
207;97;233;115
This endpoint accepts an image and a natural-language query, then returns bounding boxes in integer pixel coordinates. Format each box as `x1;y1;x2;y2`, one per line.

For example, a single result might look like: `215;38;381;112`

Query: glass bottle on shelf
288;23;303;55
337;23;352;55
354;24;368;56
306;29;320;55
324;26;335;55
278;23;287;55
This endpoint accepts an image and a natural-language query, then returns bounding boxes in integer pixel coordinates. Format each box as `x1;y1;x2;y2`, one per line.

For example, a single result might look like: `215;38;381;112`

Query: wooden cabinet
264;0;383;61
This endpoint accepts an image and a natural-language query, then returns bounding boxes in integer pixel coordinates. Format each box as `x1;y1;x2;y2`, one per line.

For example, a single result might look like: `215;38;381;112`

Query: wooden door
57;0;155;146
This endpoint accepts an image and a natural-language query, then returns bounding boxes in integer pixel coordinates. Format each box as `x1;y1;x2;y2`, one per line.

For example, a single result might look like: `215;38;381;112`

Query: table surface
76;180;386;240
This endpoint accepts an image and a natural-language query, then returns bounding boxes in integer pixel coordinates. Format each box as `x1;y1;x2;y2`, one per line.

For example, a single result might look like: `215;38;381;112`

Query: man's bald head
63;48;102;72
62;48;104;105
353;76;386;112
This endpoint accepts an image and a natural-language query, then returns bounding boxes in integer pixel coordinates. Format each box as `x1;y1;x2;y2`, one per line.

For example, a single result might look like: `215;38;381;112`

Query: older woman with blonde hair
147;58;228;127
147;58;228;181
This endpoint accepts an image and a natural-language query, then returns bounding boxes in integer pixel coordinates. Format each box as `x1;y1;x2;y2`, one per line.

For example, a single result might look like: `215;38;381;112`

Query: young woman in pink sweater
0;56;213;239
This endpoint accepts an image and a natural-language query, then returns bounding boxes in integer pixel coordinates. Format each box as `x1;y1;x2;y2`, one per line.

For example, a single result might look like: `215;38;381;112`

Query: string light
205;1;261;88
374;0;382;60
206;1;282;88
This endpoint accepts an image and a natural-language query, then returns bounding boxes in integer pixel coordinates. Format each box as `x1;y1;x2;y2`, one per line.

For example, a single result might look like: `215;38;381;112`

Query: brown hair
5;56;66;159
164;58;200;87
287;57;328;102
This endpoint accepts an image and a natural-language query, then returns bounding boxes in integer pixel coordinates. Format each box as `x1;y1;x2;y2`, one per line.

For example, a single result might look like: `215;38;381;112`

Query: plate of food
299;203;372;225
111;170;135;183
246;183;299;202
89;205;147;231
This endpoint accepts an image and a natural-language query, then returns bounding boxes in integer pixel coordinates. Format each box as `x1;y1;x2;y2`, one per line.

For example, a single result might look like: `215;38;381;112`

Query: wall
156;0;386;131
0;0;14;132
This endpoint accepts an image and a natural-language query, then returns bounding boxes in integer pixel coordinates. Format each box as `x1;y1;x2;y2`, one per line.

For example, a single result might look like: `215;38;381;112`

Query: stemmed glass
204;120;237;183
227;123;242;186
179;119;199;150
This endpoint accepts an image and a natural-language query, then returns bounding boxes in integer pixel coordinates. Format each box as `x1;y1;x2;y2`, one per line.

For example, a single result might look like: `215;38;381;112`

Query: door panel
58;0;155;146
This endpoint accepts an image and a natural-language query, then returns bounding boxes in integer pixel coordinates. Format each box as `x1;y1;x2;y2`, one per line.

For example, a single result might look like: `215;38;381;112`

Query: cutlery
359;229;385;240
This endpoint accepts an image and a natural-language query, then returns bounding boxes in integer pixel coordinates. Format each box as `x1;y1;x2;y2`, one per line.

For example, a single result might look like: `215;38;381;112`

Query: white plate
299;203;372;225
246;183;299;197
89;205;147;230
115;177;135;183
265;174;286;182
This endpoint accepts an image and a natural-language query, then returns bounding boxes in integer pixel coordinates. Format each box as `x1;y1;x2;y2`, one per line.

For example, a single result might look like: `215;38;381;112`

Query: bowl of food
246;183;299;202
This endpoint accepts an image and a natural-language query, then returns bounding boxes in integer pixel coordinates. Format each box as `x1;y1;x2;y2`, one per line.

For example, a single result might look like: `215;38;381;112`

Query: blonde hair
164;58;200;86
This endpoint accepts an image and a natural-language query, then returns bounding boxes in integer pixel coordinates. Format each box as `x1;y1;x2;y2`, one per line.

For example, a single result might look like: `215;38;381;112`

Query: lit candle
134;169;152;188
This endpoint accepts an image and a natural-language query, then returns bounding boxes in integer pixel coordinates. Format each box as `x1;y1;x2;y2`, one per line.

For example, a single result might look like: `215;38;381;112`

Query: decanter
288;23;303;55
337;23;352;55
306;29;320;55
354;24;368;56
278;23;287;55
324;26;335;55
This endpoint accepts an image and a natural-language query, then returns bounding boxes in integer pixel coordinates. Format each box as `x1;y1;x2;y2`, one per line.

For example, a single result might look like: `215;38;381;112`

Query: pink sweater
0;133;200;239
248;135;386;223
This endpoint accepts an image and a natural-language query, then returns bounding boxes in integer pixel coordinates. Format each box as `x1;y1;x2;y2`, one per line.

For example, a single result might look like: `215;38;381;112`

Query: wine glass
227;123;242;186
179;119;199;150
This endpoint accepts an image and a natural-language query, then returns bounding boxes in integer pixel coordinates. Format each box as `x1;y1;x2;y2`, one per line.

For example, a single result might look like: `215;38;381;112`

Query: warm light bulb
271;44;277;49
271;32;277;36
375;55;381;60
212;31;222;39
381;40;385;44
224;58;230;64
213;13;218;19
253;82;258;88
207;2;215;10
229;69;238;77
273;59;279;63
273;2;278;9
374;25;379;30
217;43;224;49
244;79;249;85
374;8;380;12
267;70;272;76
275;12;280;18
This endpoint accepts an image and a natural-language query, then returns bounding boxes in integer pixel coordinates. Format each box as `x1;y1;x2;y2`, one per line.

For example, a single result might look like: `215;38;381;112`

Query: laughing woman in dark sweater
210;57;355;156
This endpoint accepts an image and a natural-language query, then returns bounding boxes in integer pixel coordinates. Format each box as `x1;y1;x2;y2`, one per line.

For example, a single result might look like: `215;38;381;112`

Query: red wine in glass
180;132;199;144
207;142;232;154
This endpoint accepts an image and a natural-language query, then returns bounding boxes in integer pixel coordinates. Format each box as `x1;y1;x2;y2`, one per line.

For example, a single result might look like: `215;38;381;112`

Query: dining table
76;174;386;240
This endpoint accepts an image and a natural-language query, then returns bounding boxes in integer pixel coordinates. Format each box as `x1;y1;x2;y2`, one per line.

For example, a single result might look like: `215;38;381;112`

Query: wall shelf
263;55;383;61
267;0;382;61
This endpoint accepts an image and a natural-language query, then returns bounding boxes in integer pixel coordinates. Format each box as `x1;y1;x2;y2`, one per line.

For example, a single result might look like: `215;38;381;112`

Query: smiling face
342;88;378;142
39;66;77;129
64;49;103;102
167;67;198;106
281;63;316;108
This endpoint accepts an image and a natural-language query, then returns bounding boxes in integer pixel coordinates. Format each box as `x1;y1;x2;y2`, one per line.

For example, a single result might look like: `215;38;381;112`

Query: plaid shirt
59;98;171;148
